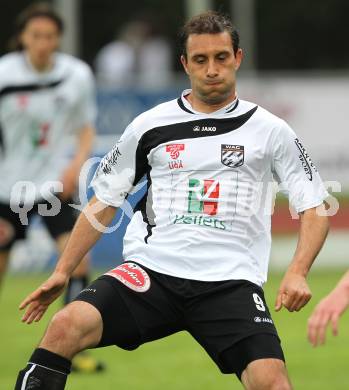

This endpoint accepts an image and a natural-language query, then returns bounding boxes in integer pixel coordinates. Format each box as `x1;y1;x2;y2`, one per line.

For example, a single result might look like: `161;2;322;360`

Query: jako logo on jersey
188;178;219;216
294;138;317;181
221;144;244;168
193;125;217;132
105;262;151;292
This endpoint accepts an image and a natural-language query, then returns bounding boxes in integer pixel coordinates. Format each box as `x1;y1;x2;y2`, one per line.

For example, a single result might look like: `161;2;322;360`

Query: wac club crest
221;144;244;168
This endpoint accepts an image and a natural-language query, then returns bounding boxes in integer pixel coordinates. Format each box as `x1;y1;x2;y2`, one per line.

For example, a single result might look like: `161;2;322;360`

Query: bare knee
243;373;292;390
40;307;81;358
241;359;292;390
264;374;292;390
40;302;103;359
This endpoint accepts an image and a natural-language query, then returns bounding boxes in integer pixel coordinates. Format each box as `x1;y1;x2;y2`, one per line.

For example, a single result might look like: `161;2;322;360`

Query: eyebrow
191;50;231;58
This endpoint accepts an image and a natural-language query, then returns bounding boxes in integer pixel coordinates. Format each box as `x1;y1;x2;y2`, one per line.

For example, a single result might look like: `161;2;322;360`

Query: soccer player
0;3;103;372
308;270;349;346
15;11;329;389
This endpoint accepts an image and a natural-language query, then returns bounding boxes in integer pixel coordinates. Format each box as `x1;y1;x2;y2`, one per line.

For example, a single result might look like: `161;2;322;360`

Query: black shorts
0;199;76;250
75;262;285;378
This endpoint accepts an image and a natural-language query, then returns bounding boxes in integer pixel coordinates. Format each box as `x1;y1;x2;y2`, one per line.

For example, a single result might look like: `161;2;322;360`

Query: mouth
206;80;222;85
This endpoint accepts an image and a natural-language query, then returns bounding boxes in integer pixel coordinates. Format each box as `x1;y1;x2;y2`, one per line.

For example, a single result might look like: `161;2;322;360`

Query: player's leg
14;300;103;390
187;279;292;388
240;357;292;390
42;198;104;373
15;262;184;389
0;204;28;290
44;198;105;372
0;250;10;288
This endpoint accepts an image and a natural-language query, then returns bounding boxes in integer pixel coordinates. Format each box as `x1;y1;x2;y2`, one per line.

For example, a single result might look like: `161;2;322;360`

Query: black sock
64;275;88;305
14;348;71;390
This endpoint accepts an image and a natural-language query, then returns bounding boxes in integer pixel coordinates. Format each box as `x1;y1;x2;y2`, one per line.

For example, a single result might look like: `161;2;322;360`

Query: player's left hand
275;271;312;312
60;163;80;200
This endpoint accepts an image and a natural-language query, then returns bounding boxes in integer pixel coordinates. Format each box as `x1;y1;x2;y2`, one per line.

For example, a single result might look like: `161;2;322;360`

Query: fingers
21;301;39;323
315;313;330;345
286;291;312;312
274;292;283;311
331;313;340;336
308;311;331;347
276;284;312;312
277;291;295;312
18;275;66;324
34;310;46;323
19;288;44;310
26;307;47;324
19;281;55;310
21;302;48;324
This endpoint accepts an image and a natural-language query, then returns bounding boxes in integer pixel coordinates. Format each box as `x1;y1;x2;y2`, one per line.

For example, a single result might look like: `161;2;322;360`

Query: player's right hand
19;272;69;324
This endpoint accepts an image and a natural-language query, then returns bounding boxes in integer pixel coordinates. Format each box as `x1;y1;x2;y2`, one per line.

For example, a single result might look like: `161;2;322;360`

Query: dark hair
179;10;240;58
10;2;64;51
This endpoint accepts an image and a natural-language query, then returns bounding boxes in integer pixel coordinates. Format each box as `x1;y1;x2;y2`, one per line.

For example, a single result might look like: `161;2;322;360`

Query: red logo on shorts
105;262;151;292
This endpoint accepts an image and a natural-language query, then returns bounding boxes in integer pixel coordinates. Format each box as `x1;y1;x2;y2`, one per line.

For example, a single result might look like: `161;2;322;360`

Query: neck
26;53;54;73
186;90;237;113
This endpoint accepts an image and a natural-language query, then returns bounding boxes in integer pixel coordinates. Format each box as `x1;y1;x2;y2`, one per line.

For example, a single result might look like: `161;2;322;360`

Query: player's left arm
60;124;95;200
275;205;329;312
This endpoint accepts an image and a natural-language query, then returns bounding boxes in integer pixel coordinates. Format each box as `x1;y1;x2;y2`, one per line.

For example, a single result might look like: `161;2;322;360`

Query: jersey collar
177;89;239;115
22;52;57;76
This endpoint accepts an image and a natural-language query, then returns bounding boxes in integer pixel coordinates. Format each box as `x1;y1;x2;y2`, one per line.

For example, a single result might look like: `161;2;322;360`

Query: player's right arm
19;196;117;324
307;270;349;346
19;115;146;324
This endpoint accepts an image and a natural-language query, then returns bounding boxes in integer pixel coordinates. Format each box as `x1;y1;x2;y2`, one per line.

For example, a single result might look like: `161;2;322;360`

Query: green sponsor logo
173;214;226;230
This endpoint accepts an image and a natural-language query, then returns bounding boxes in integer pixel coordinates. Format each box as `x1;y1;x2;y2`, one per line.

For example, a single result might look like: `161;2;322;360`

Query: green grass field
1;270;349;390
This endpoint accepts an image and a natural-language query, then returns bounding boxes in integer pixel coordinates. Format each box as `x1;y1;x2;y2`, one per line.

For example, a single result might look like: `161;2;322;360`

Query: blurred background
1;1;349;389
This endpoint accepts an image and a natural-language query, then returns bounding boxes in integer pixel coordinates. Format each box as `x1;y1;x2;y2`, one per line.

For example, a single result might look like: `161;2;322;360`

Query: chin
202;90;230;105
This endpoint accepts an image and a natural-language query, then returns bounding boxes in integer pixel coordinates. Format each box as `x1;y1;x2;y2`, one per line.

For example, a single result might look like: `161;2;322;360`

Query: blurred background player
308;269;349;346
95;15;172;89
0;2;103;372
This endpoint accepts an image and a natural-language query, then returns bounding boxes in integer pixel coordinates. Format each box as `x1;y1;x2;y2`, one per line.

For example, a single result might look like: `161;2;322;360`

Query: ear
234;48;243;71
180;55;189;75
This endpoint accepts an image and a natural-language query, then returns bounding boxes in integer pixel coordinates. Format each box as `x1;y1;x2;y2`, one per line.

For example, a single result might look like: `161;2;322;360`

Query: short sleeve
90;123;143;207
271;121;329;213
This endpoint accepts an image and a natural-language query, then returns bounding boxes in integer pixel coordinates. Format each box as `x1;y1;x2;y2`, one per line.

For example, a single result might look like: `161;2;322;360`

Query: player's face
20;17;61;69
181;32;242;107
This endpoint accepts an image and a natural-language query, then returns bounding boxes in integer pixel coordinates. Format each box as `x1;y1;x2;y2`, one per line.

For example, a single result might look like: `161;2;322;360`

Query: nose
35;36;52;52
206;59;219;78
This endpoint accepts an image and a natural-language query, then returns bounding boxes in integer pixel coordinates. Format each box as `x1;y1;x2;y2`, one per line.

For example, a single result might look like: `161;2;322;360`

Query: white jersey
0;51;96;204
92;90;328;285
